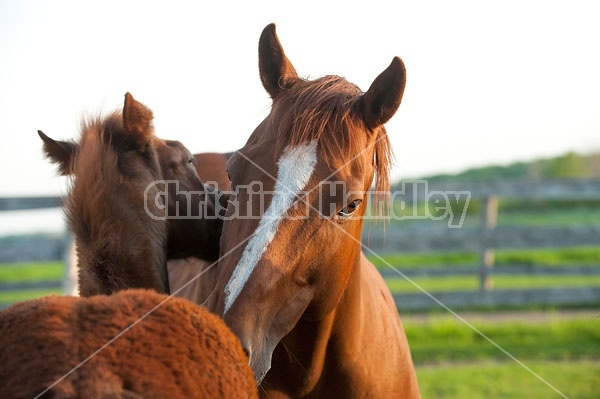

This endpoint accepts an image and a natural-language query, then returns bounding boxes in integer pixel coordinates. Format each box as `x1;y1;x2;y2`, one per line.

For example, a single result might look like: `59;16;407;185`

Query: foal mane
68;112;119;241
274;75;393;213
66;111;164;269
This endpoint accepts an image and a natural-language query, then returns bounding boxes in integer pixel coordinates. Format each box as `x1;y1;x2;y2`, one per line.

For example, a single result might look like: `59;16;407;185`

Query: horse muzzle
241;340;273;385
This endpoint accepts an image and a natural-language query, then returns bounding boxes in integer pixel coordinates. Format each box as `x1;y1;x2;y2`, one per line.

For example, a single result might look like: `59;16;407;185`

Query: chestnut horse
40;93;225;296
0;289;257;398
206;25;420;398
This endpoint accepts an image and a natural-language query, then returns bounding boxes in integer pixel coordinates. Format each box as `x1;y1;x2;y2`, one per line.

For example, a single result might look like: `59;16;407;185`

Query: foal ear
258;23;299;98
122;92;154;148
358;57;407;130
38;130;78;175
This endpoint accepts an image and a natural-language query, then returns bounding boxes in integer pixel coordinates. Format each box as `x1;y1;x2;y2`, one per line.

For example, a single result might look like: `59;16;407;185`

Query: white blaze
223;140;318;314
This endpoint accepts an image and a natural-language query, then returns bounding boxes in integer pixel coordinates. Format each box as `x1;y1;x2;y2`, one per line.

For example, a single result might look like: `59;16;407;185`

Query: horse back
0;290;257;399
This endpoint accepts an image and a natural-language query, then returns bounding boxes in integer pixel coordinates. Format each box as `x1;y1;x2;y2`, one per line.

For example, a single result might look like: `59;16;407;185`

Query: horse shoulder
359;253;421;398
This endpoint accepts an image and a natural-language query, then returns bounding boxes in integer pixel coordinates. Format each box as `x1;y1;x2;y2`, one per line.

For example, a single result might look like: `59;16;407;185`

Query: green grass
370;251;478;268
0;288;61;304
386;275;600;293
404;316;600;398
0;261;64;282
0;262;64;305
0;260;597;397
497;246;600;266
404;317;600;364
499;207;600;226
369;246;600;270
417;360;598;399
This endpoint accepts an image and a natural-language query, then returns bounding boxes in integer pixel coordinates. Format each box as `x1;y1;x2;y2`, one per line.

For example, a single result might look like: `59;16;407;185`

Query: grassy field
404;315;599;398
0;261;63;282
0;287;59;303
0;260;598;397
369;246;600;269
0;261;63;304
404;317;599;363
417;360;598;398
366;246;600;297
386;274;600;293
2;246;599;302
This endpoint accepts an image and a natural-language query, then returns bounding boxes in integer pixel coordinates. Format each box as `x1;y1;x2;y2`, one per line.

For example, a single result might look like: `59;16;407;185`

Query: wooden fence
1;179;600;310
0;197;70;306
363;179;600;310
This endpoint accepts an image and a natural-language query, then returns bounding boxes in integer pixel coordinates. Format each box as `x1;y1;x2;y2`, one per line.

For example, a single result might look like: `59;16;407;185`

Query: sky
1;0;599;196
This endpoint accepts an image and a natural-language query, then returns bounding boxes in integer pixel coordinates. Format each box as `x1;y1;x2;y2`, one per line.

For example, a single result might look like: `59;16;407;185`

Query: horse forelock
272;75;393;214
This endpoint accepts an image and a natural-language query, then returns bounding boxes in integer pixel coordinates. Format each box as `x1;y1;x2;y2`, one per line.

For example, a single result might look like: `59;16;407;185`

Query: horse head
208;24;406;385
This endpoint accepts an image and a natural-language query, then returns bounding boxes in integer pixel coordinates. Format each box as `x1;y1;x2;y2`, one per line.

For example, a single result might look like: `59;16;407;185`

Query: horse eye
337;199;362;219
187;157;194;165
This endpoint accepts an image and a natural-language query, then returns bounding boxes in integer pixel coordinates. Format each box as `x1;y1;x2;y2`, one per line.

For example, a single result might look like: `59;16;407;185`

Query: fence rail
363;225;600;253
378;265;600;278
0;234;69;263
392;287;600;311
395;178;600;201
1;179;599;310
0;196;62;212
368;179;600;309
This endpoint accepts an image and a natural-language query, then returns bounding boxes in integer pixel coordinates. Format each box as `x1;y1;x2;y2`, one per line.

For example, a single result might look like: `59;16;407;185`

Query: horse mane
67;111;128;246
274;75;393;213
65;111;166;292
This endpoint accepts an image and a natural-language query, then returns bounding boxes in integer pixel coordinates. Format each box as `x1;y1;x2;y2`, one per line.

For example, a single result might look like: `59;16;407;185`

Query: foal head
209;24;406;382
40;93;221;295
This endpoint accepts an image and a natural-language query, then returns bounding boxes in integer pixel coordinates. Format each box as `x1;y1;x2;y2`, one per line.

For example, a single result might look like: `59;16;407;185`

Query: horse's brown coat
0;289;257;399
207;24;420;398
39;93;223;297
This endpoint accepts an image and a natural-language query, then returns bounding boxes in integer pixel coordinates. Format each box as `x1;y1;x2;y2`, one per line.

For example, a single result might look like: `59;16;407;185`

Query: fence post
479;196;498;291
62;237;80;296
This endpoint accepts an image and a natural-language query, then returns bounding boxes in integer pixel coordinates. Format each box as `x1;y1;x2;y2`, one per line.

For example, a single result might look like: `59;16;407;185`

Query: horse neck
267;252;419;398
266;248;365;394
69;181;169;295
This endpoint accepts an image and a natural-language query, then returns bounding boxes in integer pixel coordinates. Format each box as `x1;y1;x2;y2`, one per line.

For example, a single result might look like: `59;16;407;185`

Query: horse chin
249;347;272;385
255;368;269;386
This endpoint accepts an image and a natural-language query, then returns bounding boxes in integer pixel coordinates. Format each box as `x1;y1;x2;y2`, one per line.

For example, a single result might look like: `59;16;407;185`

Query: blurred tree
413;151;599;184
546;152;588;178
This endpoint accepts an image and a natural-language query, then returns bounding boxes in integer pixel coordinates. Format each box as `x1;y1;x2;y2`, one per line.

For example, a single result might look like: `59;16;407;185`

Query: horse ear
258;23;299;98
358;57;407;130
38;130;78;175
122;92;154;148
